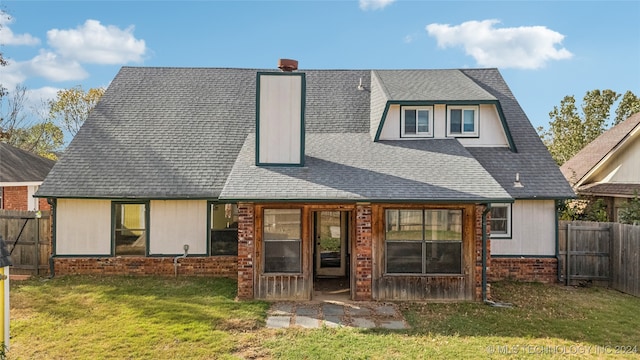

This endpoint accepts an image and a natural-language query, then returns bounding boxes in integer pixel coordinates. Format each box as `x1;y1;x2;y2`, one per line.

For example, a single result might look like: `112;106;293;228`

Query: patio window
385;209;462;274
113;202;147;256
490;203;512;238
263;209;302;273
211;203;238;256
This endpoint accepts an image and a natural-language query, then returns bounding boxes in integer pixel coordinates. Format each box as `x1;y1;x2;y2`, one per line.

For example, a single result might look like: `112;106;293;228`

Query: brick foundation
54;256;238;278
236;202;255;299
490;257;558;283
355;203;373;301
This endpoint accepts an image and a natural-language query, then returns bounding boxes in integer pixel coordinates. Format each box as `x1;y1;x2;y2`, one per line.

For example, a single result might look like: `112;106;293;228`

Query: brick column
236;202;255;300
475;205;491;301
355;203;372;301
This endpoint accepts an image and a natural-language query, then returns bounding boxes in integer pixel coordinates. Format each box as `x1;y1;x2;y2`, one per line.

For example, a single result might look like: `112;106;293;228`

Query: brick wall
355;203;372;301
475;205;491;301
236;202;255;299
55;256;238;277
2;186;28;210
39;198;51;211
490;258;558;283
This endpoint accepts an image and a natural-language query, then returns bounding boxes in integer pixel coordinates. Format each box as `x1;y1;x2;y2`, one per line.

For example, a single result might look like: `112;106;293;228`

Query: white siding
56;199;111;255
491;200;556;256
149;200;207;255
378;103;509;146
589;131;640;184
258;74;303;164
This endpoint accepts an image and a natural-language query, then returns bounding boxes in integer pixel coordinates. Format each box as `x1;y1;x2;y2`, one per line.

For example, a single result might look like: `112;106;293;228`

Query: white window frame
490;203;512;238
401;106;434;138
447;105;479;137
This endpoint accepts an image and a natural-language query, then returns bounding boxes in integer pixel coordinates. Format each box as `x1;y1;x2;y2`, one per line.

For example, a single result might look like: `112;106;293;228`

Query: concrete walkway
266;301;409;330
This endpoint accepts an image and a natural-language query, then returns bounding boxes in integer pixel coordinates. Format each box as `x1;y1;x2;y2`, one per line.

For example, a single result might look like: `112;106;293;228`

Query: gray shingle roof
561;112;640;186
36;66;572;201
374;70;497;101
0;143;55;183
220;133;511;202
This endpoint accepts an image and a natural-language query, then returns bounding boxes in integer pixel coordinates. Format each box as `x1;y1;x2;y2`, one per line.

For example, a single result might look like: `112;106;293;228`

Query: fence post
566;224;571;286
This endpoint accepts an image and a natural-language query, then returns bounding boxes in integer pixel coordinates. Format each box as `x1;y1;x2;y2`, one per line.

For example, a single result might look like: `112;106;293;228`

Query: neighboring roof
561;112;640;186
36;66;572;201
0;143;55;183
578;183;640;198
220;133;512;202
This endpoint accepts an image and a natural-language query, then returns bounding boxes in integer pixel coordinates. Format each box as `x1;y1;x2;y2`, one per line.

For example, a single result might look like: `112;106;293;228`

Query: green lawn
8;276;640;359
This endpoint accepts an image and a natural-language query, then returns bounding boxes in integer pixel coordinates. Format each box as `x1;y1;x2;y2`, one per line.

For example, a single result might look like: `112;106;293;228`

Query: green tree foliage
614;91;640;126
49;86;105;136
619;193;640;225
1;85;64;159
539;89;639;165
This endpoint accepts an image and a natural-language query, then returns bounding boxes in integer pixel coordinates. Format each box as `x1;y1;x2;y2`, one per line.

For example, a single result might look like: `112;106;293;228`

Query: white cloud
25;50;88;82
47;19;146;64
359;0;395;11
426;19;573;69
0;11;40;45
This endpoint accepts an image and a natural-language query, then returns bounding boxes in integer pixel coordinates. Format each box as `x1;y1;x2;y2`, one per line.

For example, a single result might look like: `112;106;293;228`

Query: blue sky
1;0;639;137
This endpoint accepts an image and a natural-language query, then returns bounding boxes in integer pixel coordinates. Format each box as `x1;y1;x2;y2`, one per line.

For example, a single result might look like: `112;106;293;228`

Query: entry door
315;211;347;277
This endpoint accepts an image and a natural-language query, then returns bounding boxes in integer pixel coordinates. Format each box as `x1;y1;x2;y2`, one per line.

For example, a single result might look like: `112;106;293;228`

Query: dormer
370;70;516;150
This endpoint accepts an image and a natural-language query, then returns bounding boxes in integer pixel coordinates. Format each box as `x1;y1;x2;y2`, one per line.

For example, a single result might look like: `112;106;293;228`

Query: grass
8;277;640;359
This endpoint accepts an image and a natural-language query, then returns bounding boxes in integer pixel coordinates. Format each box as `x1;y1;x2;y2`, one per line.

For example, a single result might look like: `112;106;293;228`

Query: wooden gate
0;210;51;276
559;221;612;286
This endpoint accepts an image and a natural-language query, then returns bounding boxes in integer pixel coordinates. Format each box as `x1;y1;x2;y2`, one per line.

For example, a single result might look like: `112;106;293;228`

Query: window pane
387;242;422;273
426;242;462;273
492;220;507;233
424;210;462;241
211;203;238;256
491;206;507;220
404;109;416;134
385;210;422;240
264;209;300;240
450;109;462;133
463;110;475;132
114;203;146;256
417;110;429;133
264;240;301;273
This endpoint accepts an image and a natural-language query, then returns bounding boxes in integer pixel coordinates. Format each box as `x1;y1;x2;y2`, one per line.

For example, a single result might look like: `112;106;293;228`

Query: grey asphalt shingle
0;143;55;183
35;66;572;201
220;133;512;201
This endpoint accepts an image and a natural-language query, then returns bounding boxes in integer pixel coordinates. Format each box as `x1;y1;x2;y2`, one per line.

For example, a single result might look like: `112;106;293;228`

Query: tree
614;91;640;126
538;89;639;165
49;86;105;137
619;193;640;225
1;85;65;159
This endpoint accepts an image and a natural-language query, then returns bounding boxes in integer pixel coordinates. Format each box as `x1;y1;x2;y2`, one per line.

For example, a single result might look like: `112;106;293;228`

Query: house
35;62;574;301
0;143;55;211
561;112;640;222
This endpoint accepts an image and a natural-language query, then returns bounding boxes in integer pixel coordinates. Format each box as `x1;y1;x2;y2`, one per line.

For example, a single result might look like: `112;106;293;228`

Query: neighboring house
561;112;640;222
35;63;574;301
0;143;55;211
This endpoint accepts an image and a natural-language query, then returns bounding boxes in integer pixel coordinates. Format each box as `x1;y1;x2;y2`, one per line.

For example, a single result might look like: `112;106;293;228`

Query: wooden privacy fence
559;220;640;297
0;210;51;276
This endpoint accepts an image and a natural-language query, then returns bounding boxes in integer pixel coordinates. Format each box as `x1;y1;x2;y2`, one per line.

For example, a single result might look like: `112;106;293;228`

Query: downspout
481;204;491;303
47;198;56;279
555;200;562;282
174;244;189;277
